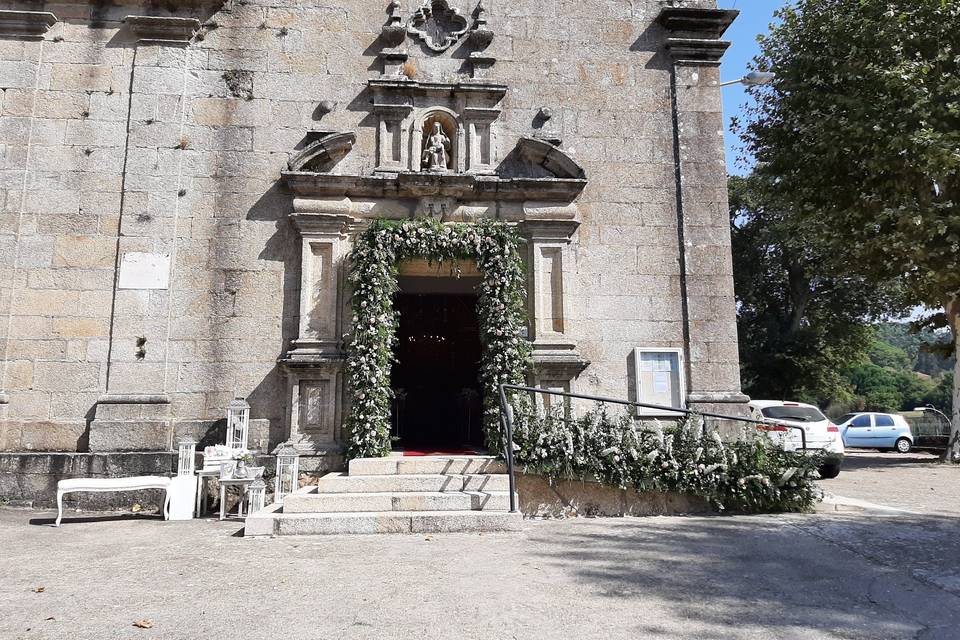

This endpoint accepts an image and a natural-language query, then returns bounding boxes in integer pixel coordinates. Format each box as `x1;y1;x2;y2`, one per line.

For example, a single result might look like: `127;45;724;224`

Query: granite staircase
245;455;522;536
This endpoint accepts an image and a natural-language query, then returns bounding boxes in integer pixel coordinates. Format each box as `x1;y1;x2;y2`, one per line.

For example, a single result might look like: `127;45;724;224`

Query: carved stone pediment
287;132;356;173
407;0;469;52
495;137;586;181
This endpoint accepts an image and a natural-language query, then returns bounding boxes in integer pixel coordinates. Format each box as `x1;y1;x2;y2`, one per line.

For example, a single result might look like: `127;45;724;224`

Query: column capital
0;9;57;39
290;212;355;236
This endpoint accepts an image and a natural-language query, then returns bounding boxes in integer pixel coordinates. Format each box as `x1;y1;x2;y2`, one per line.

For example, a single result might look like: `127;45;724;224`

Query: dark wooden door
391;293;484;448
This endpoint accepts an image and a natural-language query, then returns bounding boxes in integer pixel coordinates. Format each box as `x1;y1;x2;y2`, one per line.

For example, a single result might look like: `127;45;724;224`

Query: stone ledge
0;10;58;39
0;451;176;509
123;15;200;45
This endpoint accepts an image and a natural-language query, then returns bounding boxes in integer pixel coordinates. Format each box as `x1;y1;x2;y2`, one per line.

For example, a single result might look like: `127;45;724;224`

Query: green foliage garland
345;218;531;458
511;401;823;513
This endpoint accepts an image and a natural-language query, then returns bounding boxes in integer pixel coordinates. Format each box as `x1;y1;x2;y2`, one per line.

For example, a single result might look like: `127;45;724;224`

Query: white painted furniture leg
163;489;171;521
55;489;64;527
219;483;226;521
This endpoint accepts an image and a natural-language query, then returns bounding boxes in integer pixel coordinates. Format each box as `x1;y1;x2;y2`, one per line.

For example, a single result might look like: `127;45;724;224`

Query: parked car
835;412;914;453
748;400;845;478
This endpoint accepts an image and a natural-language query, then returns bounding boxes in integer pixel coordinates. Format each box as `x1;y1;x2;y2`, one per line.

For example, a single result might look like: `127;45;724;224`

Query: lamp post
719;71;776;88
225;397;250;451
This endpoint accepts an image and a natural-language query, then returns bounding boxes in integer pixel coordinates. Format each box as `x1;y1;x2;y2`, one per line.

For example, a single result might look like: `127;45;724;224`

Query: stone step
348;456;507;476
246;509;523;536
283;489;515;513
315;472;511;493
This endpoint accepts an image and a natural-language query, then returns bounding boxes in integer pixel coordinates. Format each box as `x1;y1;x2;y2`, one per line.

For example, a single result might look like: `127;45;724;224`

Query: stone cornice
656;7;738;39
282;171;586;203
123;15;200;45
657;7;737;64
368;78;508;102
0;10;58;39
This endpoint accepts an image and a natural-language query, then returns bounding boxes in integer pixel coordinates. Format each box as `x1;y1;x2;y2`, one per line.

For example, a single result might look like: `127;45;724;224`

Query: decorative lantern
247;477;266;513
225;397;250;451
177;439;197;476
274;444;300;500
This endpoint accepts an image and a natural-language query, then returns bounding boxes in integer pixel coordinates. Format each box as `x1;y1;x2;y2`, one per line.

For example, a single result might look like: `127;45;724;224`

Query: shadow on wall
245;180;299;451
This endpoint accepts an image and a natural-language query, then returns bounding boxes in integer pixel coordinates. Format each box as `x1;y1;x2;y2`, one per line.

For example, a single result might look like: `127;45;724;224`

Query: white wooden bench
56;476;172;527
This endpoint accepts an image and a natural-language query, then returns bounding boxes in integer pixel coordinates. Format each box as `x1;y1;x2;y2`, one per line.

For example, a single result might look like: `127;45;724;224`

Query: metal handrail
497;384;809;514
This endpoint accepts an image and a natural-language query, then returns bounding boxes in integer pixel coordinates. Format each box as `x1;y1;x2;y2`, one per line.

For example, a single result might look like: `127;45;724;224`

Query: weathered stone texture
0;0;744;455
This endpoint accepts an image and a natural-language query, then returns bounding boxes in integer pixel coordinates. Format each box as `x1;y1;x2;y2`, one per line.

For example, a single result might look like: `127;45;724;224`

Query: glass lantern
247;477;266;513
177;439;197;476
225;397;250;451
274;444;300;500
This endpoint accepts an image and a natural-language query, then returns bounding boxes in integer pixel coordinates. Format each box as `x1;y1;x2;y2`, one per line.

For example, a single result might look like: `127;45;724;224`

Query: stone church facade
0;0;746;479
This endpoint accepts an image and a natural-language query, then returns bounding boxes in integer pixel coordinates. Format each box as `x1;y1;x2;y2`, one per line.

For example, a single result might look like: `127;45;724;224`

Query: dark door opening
391;287;484;450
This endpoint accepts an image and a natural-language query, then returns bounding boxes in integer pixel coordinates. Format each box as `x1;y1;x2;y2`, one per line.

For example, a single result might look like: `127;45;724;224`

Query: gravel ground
3;508;960;640
818;450;960;514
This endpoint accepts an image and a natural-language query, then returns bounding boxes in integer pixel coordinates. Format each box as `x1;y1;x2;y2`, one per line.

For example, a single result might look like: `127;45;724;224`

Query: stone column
658;7;750;418
278;208;353;462
87;16;200;451
520;206;589;400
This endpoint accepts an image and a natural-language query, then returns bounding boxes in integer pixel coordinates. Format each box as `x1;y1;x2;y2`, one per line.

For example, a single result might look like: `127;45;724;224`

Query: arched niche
412;108;463;173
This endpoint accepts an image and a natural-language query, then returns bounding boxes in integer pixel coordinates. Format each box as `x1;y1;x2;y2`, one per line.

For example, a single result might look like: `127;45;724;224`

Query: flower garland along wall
345;218;531;458
510;402;824;513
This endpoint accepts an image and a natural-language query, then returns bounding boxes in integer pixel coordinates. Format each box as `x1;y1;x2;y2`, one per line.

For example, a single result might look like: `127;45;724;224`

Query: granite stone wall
0;0;744;458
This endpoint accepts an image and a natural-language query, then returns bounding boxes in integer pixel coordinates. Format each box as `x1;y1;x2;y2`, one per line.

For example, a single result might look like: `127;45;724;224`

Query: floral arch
345;218;531;458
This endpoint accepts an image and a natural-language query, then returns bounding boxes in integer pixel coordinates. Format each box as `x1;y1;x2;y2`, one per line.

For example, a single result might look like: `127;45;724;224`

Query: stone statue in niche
421;122;451;171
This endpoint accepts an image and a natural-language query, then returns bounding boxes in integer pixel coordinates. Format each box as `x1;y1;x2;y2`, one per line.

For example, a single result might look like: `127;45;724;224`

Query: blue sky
716;0;790;175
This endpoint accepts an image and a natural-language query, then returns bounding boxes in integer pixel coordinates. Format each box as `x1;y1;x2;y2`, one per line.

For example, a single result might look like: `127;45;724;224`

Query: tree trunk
942;296;960;463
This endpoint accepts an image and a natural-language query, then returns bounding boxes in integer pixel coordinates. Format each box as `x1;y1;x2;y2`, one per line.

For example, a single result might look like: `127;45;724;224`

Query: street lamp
719;71;776;88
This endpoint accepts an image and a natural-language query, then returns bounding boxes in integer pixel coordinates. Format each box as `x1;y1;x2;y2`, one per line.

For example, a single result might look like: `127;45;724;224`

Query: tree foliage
738;0;960;456
729;174;900;404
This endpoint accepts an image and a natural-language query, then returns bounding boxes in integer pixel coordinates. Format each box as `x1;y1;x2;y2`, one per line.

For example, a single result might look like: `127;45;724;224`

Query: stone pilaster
88;15;201;450
658;7;749;417
520;207;589;396
278;209;354;459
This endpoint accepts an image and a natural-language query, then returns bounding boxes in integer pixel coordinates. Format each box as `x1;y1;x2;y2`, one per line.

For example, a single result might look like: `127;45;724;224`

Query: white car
748;400;845;478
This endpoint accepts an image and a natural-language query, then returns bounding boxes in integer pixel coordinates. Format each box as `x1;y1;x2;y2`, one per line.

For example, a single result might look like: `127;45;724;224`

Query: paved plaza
2;504;959;640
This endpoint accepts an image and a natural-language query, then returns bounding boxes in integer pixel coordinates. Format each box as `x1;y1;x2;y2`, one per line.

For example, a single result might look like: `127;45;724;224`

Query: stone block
190;98;272;127
0;420;86;451
51;317;109;339
32;361;99;392
87;419;172;452
50;63;117;92
52;235;115;269
64;120;126;148
409;511;522;533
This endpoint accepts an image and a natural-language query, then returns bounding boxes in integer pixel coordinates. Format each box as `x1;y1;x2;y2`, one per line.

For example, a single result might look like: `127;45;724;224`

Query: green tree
740;0;960;459
867;339;912;371
729;175;899;405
